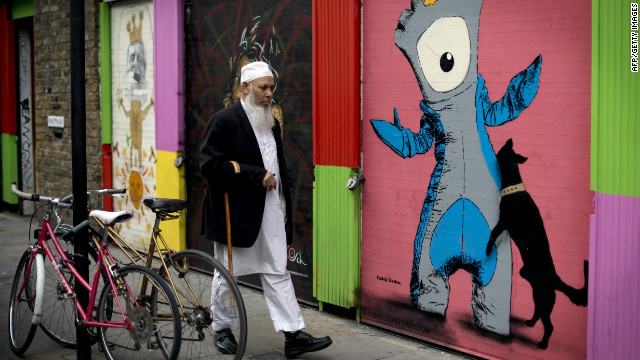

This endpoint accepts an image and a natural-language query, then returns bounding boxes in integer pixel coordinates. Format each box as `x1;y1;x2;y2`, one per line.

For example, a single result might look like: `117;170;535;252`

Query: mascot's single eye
417;17;471;92
440;52;454;72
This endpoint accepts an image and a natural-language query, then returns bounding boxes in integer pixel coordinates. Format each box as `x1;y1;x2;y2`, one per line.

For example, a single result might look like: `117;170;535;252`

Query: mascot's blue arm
370;105;440;158
477;55;542;188
479;55;542;126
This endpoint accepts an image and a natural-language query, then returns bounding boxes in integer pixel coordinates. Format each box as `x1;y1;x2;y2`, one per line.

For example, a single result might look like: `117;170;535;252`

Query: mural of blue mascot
370;0;541;335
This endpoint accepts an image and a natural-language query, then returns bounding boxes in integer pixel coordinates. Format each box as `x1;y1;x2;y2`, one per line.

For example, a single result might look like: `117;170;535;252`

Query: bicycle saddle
143;198;187;213
89;210;134;225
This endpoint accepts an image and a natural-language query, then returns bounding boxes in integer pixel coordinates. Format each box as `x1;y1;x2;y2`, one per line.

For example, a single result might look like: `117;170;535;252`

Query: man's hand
262;172;277;191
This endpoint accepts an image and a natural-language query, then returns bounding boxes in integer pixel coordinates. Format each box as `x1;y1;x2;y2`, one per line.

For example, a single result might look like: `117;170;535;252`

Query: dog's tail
555;260;589;306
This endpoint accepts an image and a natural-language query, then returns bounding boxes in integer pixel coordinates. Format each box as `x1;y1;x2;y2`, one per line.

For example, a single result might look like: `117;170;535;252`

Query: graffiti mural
111;1;156;250
220;16;285;137
370;0;541;335
17;23;35;215
184;0;314;301
362;0;591;359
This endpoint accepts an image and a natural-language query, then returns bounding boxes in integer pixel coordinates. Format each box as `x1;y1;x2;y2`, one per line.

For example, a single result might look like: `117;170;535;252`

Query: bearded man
199;61;332;358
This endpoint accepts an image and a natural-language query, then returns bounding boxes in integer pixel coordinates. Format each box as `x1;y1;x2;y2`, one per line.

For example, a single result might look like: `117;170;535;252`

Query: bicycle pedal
147;340;160;350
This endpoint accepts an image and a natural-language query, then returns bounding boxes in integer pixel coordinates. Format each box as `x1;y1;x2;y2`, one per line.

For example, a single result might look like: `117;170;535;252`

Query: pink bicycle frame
35;218;134;330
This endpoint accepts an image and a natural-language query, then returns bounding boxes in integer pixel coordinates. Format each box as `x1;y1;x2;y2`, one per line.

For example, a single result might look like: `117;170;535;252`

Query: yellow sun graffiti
113;141;157;233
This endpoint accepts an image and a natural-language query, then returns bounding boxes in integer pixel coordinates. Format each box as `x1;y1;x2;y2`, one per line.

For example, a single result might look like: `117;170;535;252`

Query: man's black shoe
214;328;238;354
284;330;332;358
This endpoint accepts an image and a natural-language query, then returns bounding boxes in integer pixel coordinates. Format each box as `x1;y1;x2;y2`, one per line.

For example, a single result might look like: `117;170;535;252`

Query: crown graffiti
126;12;143;44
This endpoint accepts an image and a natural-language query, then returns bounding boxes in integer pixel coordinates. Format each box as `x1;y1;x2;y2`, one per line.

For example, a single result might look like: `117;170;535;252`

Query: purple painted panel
589;193;640;360
153;0;184;153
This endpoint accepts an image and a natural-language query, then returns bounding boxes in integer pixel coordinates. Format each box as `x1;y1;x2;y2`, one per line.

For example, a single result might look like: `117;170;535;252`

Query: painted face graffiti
126;42;146;87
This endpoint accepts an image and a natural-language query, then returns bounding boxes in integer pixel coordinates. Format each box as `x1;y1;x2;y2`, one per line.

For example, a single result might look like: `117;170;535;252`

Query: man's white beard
245;87;275;132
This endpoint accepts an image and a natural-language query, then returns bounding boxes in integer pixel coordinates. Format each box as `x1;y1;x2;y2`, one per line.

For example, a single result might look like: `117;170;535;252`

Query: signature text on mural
377;275;401;285
288;247;307;266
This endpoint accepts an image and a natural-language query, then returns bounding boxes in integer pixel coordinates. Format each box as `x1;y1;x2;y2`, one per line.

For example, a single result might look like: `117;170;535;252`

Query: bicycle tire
38;237;105;347
8;249;38;355
158;249;247;360
98;264;182;360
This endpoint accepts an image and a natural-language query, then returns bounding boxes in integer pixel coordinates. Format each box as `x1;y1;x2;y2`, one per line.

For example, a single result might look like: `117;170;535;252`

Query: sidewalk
0;211;473;360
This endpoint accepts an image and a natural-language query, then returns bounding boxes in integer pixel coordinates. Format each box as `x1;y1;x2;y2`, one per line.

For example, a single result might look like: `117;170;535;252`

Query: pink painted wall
153;0;183;153
361;0;591;359
588;193;640;360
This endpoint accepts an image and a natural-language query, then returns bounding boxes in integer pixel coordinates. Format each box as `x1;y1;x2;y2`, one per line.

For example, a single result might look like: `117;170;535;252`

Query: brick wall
33;0;102;198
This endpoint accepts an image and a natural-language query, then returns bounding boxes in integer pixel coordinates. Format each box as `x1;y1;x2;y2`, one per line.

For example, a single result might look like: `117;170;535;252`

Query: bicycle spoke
38;240;104;347
98;265;181;360
159;250;246;359
8;250;38;355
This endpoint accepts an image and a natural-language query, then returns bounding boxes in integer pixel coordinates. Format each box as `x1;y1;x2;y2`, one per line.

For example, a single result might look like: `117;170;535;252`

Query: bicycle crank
127;305;154;348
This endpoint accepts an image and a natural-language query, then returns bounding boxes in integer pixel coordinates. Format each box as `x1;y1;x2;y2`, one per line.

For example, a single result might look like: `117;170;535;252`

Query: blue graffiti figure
370;0;541;335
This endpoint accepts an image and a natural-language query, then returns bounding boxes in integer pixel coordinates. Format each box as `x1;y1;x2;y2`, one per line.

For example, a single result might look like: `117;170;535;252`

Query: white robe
212;100;287;276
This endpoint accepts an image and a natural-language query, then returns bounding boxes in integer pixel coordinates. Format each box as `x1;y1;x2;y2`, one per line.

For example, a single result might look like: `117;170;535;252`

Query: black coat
199;101;293;247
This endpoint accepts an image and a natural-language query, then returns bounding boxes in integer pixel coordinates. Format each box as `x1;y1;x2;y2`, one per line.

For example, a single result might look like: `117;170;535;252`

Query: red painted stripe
0;3;17;135
312;0;361;168
102;144;113;211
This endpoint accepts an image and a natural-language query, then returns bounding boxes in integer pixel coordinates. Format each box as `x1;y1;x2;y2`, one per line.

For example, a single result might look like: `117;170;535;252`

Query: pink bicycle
8;184;182;359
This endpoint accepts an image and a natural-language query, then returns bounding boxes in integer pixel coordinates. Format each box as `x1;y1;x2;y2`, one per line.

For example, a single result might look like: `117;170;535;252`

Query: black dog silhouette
486;139;588;349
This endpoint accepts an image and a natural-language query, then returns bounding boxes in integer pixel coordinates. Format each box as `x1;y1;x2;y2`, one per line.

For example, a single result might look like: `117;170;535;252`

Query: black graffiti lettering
20;98;34;180
20;98;31;123
362;308;431;334
376;275;401;285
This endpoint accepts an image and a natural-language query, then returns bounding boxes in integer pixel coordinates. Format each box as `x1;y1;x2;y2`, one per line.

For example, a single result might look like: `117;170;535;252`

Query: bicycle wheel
98;264;182;360
158;249;247;360
8;249;38;355
38;236;105;347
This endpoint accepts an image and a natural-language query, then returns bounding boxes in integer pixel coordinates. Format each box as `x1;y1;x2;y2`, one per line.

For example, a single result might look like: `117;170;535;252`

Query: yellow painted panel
156;150;186;250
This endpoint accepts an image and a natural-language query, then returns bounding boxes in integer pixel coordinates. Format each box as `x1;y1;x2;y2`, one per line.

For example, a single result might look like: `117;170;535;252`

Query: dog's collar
501;183;525;197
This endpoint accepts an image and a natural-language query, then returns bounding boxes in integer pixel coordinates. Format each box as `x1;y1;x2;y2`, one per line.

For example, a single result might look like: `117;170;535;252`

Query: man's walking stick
224;161;241;308
223;192;233;276
223;191;235;308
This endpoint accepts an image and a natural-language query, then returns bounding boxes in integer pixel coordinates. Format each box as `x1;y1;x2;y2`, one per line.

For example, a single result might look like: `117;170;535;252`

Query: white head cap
240;61;274;83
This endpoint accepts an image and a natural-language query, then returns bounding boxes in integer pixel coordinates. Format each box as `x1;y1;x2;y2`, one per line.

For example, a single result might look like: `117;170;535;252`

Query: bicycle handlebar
11;183;128;212
11;183;38;201
11;183;73;208
88;188;127;196
57;188;127;206
61;219;90;240
60;194;74;204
